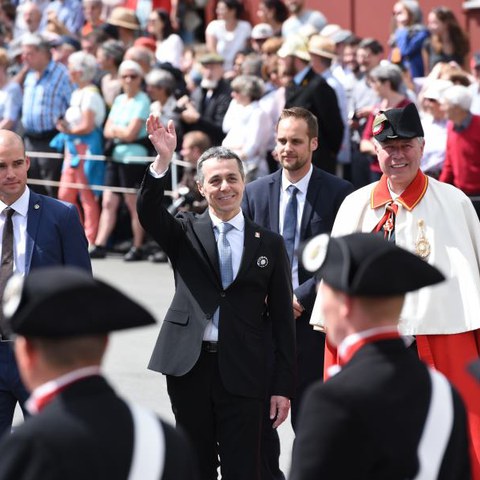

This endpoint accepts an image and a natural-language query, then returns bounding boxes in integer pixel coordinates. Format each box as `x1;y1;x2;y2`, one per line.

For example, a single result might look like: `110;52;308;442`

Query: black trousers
166;350;263;480
24;132;62;198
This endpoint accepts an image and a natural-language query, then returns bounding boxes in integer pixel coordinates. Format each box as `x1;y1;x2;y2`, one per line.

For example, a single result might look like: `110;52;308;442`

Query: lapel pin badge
257;256;268;268
34;204;40;210
255;232;261;238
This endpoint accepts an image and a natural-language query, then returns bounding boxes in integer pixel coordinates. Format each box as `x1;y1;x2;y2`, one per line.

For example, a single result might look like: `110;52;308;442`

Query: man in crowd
439;84;480;217
291;233;470;479
349;37;383;188
179;53;232;146
0;267;197;480
314;103;480;478
278;35;344;174
137;117;295;480
21;33;73;197
0;130;91;437
242;106;353;479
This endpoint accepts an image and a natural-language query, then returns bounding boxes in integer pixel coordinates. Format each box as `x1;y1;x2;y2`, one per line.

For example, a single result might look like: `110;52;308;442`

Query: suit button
220;291;226;297
206;313;212;320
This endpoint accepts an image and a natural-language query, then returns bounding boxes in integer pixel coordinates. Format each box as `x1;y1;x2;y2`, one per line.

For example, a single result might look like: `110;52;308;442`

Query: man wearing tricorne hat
290;232;470;479
312;102;480;478
0;267;198;480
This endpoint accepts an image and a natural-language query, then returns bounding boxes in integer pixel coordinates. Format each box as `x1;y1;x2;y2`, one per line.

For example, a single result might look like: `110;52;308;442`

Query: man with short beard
178;53;232;146
242;107;353;480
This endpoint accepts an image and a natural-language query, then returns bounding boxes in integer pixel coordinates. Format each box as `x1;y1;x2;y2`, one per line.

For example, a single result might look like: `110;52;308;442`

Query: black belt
202;341;218;353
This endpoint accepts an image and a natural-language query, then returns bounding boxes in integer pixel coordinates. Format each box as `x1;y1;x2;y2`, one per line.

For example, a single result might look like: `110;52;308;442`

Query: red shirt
439;115;480;195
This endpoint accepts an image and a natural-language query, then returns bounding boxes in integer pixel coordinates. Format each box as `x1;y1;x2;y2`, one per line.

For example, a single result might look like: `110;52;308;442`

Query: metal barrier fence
25;150;192;197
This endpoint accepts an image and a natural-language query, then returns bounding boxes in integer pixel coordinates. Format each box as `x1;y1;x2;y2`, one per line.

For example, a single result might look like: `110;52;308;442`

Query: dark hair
154;8;174;38
277;107;318;139
218;0;243;18
196;146;245;183
430;7;469;64
261;0;288;23
358;38;384;55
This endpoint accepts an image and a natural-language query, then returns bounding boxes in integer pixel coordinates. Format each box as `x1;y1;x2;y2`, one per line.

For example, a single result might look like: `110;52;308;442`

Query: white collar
281;165;313;195
0;187;30;217
209;209;245;232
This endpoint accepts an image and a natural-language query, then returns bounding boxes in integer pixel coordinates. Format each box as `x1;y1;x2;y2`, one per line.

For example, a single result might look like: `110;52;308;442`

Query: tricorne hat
3;267;156;338
107;7;140;30
301;232;444;296
372;103;424;142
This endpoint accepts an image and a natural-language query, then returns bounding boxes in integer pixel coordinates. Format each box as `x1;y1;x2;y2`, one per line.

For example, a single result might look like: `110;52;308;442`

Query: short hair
99;39;125;67
218;0;243;18
277;107;319;140
118;59;144;77
196;147;245;184
231;74;265;101
183;130;211;153
369;62;404;92
358;37;384;55
30;335;106;369
68;51;98;83
145;68;175;95
442;85;473;111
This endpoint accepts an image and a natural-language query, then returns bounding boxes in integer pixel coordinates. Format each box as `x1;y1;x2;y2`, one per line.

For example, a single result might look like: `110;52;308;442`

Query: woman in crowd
205;0;252;74
146;8;183;68
420;79;452;179
389;0;429;78
90;60;151;262
360;62;412;182
96;39;125;110
423;6;470;73
222;74;272;182
256;0;288;37
0;48;22;130
53;51;106;246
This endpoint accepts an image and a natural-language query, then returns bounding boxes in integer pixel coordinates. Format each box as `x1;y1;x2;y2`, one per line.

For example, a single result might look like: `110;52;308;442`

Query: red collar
339;330;401;366
371;170;428;211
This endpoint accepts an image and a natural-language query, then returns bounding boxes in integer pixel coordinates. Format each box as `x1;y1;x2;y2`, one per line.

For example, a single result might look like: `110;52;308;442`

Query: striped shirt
22;60;73;133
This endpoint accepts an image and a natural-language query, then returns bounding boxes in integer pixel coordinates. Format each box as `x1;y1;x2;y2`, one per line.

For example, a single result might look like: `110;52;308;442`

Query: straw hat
107;7;140;31
308;35;337;60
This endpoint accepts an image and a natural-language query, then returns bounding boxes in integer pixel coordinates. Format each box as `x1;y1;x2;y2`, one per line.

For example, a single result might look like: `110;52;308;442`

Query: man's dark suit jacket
187;78;232;146
26;190;91;274
285;69;344;174
0;376;197;480
137;173;296;400
290;339;471;480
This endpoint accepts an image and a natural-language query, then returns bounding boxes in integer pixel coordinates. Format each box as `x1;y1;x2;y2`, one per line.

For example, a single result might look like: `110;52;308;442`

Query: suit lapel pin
257;256;268;268
34;204;40;210
255;232;260;238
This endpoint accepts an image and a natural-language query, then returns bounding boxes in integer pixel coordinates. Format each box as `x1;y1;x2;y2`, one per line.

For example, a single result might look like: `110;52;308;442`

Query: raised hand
146;115;177;173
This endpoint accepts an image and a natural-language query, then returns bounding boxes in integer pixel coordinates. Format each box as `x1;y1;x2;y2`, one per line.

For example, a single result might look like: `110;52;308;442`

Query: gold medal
415;219;431;259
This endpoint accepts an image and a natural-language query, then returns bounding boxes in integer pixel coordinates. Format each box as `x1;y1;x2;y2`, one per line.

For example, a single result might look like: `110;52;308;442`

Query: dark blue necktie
283;185;298;265
213;222;234;328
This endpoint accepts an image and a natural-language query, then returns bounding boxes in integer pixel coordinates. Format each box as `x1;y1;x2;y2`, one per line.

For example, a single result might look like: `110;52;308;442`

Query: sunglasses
121;74;140;80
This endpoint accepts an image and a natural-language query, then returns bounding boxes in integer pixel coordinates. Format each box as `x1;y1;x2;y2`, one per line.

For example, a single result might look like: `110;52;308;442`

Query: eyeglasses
121;74;139;80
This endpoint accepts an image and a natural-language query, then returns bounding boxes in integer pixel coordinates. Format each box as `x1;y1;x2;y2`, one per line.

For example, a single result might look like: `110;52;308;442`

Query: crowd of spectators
0;0;477;261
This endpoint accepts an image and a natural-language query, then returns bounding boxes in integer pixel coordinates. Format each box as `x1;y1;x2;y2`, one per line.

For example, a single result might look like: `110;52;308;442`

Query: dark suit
242;167;354;416
0;190;91;437
285;69;344;174
137;172;296;480
187;79;232;146
242;167;353;479
25;191;92;274
290;339;471;480
0;375;197;480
